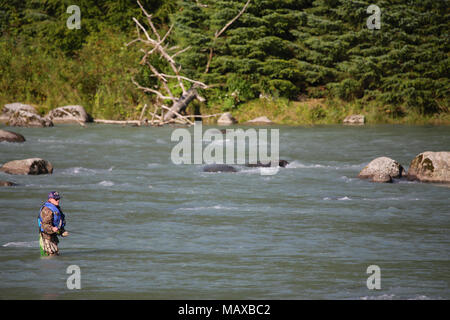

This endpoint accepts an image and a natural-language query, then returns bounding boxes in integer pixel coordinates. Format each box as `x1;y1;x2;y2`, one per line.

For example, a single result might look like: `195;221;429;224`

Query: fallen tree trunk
163;87;199;122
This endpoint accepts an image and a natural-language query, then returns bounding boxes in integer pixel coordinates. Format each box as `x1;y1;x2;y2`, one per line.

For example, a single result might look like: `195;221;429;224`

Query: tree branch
205;0;251;73
156;73;208;89
161;105;194;125
132;77;176;101
215;0;251;39
129;0;212;125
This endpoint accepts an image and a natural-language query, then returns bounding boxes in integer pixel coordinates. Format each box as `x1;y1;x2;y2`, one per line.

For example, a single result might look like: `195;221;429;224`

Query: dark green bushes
0;0;448;119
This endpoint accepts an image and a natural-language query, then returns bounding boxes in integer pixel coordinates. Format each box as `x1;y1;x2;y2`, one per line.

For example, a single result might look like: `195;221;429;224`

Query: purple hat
48;191;61;200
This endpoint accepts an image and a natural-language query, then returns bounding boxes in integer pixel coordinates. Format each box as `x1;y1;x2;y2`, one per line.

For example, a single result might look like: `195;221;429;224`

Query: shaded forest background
0;0;448;123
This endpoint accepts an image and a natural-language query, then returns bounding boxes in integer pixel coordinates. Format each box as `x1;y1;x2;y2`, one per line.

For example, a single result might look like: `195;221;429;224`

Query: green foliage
291;0;449;114
0;0;448;119
0;25;148;119
328;78;362;101
0;0;174;119
173;0;310;104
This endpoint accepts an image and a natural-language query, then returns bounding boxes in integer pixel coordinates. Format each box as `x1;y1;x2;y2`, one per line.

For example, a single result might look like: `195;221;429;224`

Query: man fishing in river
38;191;69;256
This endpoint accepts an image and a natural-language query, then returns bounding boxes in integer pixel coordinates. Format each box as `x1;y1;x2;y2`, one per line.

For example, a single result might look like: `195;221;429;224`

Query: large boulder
343;115;365;125
47;105;91;124
246;116;273;125
7;110;53;127
0;103;37;123
0;129;26;143
3;103;37;115
358;157;404;183
217;112;237;125
407;151;450;183
0;158;53;175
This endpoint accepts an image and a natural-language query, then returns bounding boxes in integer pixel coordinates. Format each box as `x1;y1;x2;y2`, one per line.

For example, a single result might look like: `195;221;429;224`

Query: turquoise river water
0;124;449;299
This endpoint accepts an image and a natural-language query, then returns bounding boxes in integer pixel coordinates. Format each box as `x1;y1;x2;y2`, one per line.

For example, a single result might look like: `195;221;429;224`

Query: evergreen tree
174;0;311;102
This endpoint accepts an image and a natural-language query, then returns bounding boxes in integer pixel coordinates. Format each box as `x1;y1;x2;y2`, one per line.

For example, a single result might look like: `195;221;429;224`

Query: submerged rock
0;129;26;143
245;160;289;168
47;105;91;124
0;158;53;175
217;113;237;125
7;110;53;127
358;157;404;183
202;164;237;172
407;151;450;183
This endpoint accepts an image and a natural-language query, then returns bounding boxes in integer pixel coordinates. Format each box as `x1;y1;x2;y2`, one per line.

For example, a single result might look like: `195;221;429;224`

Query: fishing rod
65;230;108;240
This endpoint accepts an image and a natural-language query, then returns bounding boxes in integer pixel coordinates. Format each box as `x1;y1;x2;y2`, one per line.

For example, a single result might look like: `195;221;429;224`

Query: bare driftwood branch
131;77;176;101
150;105;158;125
127;0;221;127
94;119;142;125
130;2;189;95
215;0;251;39
172;46;191;59
139;104;148;121
146;62;176;101
153;73;208;89
161;105;194;125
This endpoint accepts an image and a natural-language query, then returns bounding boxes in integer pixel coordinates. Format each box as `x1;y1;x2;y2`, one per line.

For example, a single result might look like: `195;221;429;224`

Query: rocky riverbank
0;103;92;127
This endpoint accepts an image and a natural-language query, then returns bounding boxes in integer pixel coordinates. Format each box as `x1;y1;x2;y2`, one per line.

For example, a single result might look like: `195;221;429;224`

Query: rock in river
0;129;26;143
7;110;53;127
0;103;33;124
358;157;404;183
407;151;450;183
245;160;289;167
0;158;53;175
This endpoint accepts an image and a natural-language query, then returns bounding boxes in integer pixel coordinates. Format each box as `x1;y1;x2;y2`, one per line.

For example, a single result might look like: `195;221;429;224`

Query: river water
0;124;449;299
